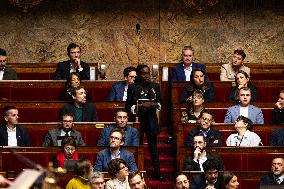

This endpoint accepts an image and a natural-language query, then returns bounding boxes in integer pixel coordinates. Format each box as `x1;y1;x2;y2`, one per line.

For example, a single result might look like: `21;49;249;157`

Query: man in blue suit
258;158;284;188
97;109;139;147
224;87;264;124
172;45;208;82
93;128;138;172
107;66;136;101
54;43;90;80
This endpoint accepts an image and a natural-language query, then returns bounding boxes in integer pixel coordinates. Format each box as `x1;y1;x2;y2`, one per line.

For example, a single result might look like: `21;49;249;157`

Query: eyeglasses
64;147;76;152
110;136;121;141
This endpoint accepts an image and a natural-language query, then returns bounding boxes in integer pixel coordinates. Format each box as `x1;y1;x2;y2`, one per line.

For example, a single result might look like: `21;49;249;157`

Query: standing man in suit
54;43;90;80
184;134;224;172
42;113;85;147
220;49;250;81
0;106;31;146
93;128;138;172
259;158;284;187
97;109;139;147
172;45;208;82
224;87;264;124
0;48;18;80
61;86;98;122
190;159;223;189
107;66;137;101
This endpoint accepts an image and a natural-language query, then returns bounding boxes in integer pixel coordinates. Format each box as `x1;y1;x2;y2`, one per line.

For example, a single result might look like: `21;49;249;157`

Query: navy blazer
172;63;208;82
93;148;138;172
0;123;31;146
54;60;90;80
224;104;264;124
60;102;98;122
97;125;139;147
270;127;284;146
186;127;222;147
258;173;284;189
190;173;222;189
107;81;126;101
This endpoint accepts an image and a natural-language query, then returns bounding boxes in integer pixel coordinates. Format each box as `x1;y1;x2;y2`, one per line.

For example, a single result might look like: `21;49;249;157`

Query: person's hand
275;101;283;109
0;174;12;187
213;140;219;144
205;185;215;189
193;147;201;160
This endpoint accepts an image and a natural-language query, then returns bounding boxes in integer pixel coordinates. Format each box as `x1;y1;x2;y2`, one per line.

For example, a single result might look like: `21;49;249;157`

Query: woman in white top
226;116;262;146
106;158;130;189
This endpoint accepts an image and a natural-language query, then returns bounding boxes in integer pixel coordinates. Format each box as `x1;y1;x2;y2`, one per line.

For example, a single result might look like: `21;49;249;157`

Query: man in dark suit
172;45;208;82
184;134;224;171
190;159;223;189
97;109;139;147
42;113;85;146
0;48;18;80
93;128;138;172
259;158;284;187
54;43;90;80
107;66;137;101
126;64;165;181
0;106;31;146
186;109;222;147
61;86;98;122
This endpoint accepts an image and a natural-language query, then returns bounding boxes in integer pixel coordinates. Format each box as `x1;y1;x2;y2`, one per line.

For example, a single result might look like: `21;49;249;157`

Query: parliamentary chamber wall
0;0;283;79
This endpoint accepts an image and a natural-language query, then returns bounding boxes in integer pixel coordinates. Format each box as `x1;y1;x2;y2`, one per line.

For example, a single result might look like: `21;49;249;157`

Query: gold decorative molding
9;0;44;12
183;0;219;14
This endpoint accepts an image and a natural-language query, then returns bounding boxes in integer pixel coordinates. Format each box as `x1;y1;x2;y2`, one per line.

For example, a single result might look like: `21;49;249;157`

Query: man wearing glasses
0;48;18;80
97;109;139;147
186;109;222;147
93;128;138;172
42;113;85;146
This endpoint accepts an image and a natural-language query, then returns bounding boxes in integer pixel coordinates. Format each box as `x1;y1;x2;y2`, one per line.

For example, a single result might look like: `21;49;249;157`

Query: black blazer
54;60;90;80
0;123;31;146
60;102;98;122
184;151;224;171
190;173;222;189
126;82;161;136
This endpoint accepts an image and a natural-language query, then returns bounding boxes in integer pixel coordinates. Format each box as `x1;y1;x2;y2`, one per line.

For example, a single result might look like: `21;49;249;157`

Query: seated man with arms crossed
42;113;85;147
93;128;138;172
0;106;31;146
97;108;139;147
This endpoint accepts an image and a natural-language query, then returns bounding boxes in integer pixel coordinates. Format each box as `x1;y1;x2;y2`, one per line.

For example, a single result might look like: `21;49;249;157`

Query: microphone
136;23;141;34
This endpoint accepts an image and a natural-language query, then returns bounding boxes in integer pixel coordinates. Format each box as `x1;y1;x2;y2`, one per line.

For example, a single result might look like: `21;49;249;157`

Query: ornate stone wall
0;0;283;79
